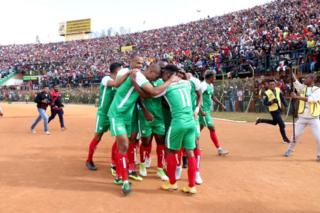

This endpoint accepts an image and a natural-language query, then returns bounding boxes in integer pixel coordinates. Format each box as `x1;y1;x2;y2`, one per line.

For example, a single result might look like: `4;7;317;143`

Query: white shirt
189;76;201;91
294;80;320;118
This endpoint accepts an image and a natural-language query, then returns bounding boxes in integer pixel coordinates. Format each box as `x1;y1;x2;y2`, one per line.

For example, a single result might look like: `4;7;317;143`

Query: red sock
146;142;152;159
187;156;196;187
176;149;182;167
128;143;135;171
156;144;165;168
209;129;220;148
140;144;147;163
194;148;201;172
111;141;118;166
87;138;99;162
117;152;128;181
166;152;177;185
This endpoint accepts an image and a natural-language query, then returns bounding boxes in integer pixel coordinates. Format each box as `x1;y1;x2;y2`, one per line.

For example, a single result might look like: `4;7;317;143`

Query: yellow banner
121;45;133;52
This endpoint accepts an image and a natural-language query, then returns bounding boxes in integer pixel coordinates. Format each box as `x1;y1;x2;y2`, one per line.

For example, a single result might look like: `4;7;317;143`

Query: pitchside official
284;74;320;161
256;80;290;144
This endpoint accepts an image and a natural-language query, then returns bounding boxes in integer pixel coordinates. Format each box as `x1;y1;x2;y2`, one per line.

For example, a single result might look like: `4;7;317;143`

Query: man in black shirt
31;86;52;134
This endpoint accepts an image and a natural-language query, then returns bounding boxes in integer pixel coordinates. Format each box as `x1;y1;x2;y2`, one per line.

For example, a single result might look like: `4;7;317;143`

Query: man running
107;57;178;195
199;70;228;156
30;86;52;135
86;62;126;171
256;79;290;144
48;85;65;130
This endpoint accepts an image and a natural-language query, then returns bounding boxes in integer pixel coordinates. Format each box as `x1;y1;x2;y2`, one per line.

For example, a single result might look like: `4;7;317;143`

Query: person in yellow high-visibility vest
284;74;320;161
256;80;290;143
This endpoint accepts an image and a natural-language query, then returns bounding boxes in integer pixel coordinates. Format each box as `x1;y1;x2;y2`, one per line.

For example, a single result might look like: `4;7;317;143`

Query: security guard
284;74;320;161
256;79;290;143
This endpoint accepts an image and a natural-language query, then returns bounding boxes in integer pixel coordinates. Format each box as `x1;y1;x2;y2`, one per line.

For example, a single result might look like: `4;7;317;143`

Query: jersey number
178;88;191;107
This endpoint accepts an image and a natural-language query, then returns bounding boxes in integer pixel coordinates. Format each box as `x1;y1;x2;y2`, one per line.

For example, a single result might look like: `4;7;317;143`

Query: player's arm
130;74;152;99
212;96;226;110
108;71;130;88
0;106;3;117
137;98;154;121
194;90;203;116
142;74;180;97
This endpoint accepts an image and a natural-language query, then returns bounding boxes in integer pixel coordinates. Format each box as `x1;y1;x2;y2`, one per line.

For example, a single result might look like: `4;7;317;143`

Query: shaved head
144;63;161;81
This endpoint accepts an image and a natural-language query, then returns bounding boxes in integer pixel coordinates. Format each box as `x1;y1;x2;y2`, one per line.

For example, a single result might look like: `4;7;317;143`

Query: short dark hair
163;64;180;73
204;70;215;79
110;63;122;73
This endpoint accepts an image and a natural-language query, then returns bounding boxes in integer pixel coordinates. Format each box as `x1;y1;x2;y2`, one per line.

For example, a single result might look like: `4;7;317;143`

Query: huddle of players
85;56;228;196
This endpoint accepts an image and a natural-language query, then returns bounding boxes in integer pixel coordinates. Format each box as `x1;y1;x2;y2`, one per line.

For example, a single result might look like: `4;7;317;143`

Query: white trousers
288;117;320;156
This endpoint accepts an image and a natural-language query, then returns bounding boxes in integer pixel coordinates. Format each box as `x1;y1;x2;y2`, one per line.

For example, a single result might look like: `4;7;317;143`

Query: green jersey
189;76;201;111
108;68;150;121
144;79;164;121
164;80;193;121
201;81;214;112
97;76;116;116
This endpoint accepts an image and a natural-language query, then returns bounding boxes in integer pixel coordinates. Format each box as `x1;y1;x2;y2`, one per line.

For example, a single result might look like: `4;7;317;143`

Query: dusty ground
0;103;320;213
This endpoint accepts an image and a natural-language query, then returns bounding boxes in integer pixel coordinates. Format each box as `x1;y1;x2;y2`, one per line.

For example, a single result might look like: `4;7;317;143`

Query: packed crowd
0;0;319;88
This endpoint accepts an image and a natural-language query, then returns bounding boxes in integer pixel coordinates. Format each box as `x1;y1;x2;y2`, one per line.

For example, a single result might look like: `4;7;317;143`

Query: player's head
304;74;316;86
144;64;161;81
162;64;179;81
177;69;187;80
204;70;215;83
110;62;122;74
130;56;144;69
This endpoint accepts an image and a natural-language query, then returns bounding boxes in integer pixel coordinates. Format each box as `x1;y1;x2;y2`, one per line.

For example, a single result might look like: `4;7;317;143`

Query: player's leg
161;125;183;191
284;118;307;157
154;134;168;181
110;117;131;195
139;135;151;177
86;133;103;170
86;114;107;170
181;125;197;194
194;121;203;184
205;113;228;155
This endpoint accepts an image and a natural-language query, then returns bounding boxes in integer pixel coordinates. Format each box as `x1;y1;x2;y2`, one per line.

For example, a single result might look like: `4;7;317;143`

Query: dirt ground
0;103;320;213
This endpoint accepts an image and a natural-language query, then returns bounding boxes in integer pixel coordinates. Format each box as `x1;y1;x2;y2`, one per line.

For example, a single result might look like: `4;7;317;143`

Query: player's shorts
199;111;214;127
95;114;110;134
166;119;196;151
109;116;132;137
194;117;201;138
138;110;165;138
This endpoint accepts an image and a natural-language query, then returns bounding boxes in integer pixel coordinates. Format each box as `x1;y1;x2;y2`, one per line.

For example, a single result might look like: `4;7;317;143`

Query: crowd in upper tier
0;0;319;87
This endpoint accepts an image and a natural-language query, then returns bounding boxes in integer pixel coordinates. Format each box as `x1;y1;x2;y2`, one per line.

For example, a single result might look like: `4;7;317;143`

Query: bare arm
108;72;130;88
212;96;226;110
137;98;154;121
131;76;152;99
194;90;203;116
142;74;180;97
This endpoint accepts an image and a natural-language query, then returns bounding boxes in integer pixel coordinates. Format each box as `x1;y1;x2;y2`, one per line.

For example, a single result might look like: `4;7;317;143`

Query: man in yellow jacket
284;74;320;161
256;80;290;144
